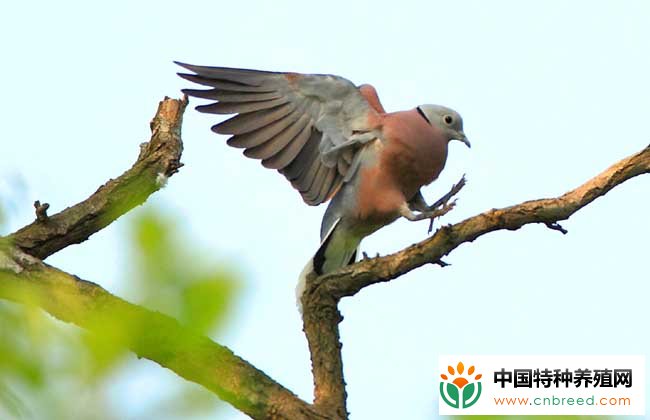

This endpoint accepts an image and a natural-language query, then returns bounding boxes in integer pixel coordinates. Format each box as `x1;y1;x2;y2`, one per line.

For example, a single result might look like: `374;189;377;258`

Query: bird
176;62;470;307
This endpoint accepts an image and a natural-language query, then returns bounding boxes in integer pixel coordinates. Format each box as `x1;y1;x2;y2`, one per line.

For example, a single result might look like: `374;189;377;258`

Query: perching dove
176;62;469;305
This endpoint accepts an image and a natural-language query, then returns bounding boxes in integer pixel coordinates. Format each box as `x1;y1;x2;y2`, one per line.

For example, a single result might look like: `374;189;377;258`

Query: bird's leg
426;175;467;233
398;204;426;221
399;200;456;222
402;175;466;227
407;191;430;213
426;175;466;211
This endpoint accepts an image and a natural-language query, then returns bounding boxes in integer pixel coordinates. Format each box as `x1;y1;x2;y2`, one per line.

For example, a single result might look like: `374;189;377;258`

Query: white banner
438;355;645;416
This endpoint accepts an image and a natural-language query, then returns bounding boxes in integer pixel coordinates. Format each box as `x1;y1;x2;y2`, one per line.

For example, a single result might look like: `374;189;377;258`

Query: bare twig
33;200;49;222
9;97;188;260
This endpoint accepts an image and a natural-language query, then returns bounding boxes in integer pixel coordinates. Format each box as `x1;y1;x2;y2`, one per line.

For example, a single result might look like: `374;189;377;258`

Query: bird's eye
444;115;454;125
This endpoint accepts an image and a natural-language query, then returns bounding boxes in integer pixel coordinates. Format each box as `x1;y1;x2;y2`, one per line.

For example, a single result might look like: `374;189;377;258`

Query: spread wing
176;62;380;205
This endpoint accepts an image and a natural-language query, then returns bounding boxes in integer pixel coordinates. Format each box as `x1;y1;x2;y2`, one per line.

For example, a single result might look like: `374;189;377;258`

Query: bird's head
416;104;470;148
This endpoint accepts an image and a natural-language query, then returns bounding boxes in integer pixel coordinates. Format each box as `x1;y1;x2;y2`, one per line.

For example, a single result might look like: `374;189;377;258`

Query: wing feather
280;131;320;181
314;167;338;204
324;175;343;201
227;109;302;148
212;103;294;135
196;97;289;115
192;91;283;103
180;80;275;93
176;62;274;85
304;164;332;204
244;114;311;160
337;158;350;175
178;73;269;90
261;118;313;169
292;153;322;193
178;62;380;205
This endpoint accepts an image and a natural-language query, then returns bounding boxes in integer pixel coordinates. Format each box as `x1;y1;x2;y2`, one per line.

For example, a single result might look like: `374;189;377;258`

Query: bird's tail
296;219;360;312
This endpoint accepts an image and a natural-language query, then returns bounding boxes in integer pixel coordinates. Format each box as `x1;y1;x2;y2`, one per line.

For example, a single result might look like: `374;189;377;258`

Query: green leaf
180;274;237;333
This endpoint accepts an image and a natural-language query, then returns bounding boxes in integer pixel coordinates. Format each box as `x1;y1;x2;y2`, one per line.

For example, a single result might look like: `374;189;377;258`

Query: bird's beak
454;132;471;148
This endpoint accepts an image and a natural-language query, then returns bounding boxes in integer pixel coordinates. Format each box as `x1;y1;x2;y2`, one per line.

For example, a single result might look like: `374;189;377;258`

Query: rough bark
9;97;187;260
307;144;650;300
1;94;648;419
0;97;325;419
302;290;347;419
299;144;650;418
0;248;323;420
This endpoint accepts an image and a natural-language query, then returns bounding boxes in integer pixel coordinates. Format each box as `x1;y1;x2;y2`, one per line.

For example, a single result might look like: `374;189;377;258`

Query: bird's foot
361;251;380;260
424;200;457;232
427;175;467;233
428;174;466;210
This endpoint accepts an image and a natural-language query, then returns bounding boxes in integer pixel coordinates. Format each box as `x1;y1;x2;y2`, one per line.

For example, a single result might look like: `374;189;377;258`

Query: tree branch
298;144;649;420
9;97;187;260
308;144;650;299
0;247;324;420
301;291;347;419
2;91;647;420
1;96;330;419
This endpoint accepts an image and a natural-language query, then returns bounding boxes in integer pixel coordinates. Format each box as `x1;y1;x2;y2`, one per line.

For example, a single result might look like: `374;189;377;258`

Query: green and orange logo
440;362;482;409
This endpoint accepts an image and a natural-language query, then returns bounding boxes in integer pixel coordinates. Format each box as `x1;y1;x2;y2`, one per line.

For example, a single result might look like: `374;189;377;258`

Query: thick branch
310;144;650;299
301;290;347;419
0;248;325;420
2;96;330;419
9;97;187;260
3;90;647;420
297;145;649;420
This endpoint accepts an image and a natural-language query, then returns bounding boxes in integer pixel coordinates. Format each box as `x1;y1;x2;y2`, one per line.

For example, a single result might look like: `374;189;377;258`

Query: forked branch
1;93;648;420
1;96;324;419
300;144;649;419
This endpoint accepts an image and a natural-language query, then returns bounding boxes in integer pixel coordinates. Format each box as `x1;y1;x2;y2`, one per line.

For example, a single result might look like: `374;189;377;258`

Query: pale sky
2;1;649;419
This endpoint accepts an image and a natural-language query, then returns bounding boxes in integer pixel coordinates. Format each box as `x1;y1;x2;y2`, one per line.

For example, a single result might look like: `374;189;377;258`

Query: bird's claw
426;200;457;233
426;175;467;233
361;251;380;260
428;175;466;210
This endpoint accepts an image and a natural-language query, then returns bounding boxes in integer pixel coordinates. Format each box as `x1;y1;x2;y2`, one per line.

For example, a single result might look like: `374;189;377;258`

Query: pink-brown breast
355;109;448;226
